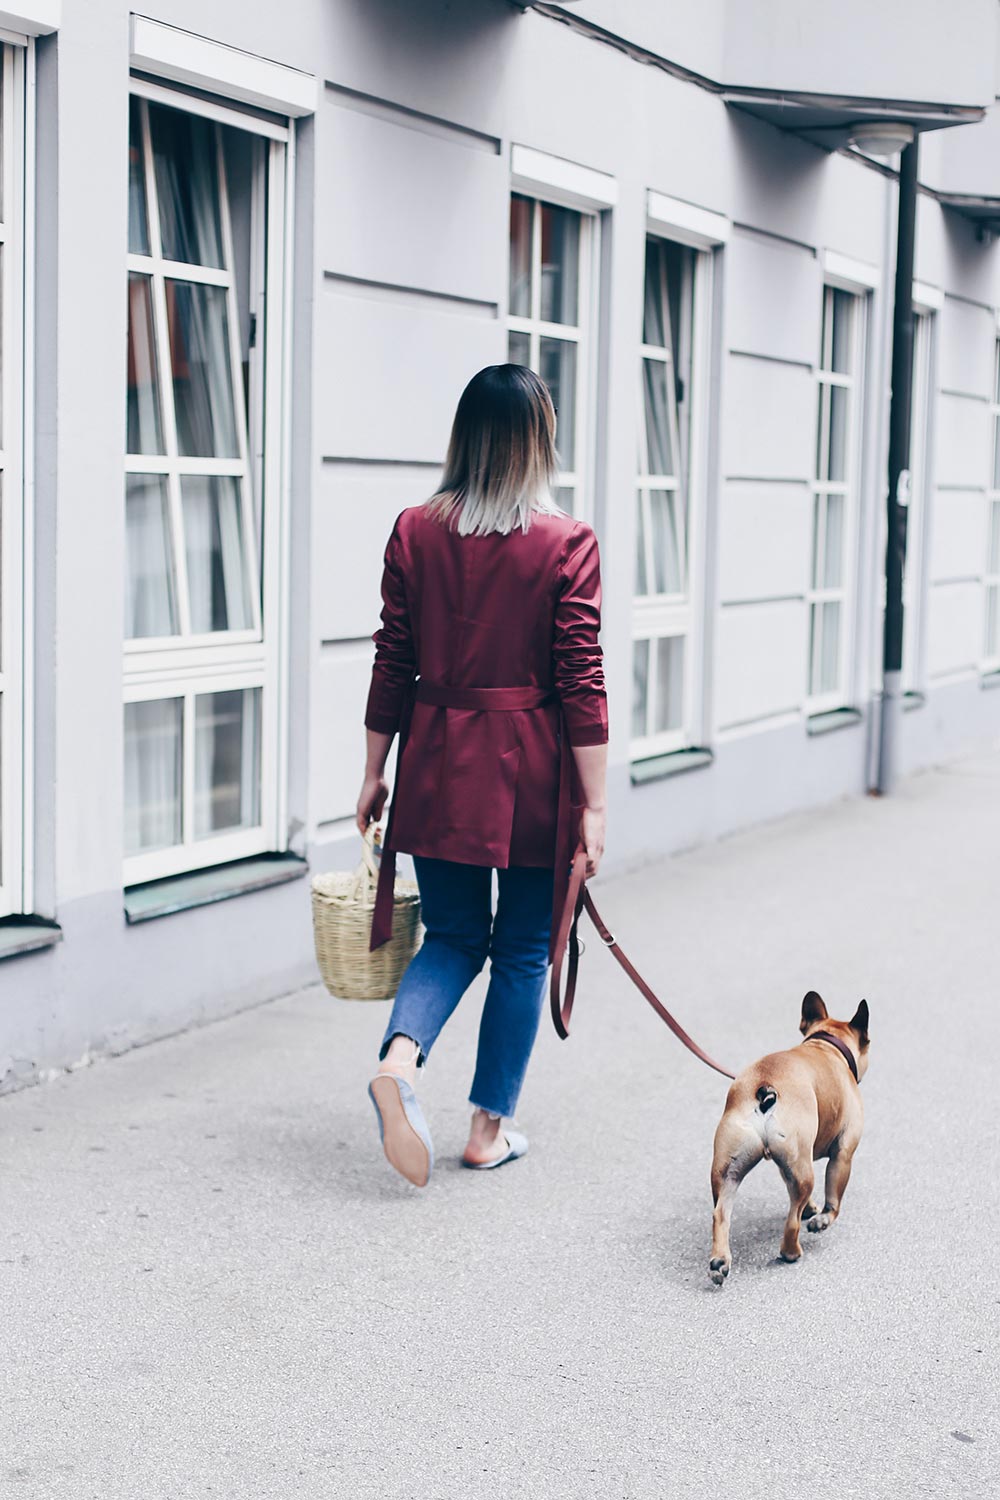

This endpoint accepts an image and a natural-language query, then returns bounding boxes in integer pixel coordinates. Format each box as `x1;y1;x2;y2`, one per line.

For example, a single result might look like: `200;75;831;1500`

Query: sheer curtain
126;475;176;638
124;698;182;855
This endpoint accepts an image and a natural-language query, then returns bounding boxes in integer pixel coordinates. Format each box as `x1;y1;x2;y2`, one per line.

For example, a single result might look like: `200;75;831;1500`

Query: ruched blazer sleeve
363;518;417;736
553;525;609;748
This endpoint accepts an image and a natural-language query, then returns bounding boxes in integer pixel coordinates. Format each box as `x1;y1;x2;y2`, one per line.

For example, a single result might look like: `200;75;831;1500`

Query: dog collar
803;1029;860;1083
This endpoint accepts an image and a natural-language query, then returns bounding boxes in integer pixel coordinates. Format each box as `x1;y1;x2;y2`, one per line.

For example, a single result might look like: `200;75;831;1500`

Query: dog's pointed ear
800;990;828;1034
850;999;870;1045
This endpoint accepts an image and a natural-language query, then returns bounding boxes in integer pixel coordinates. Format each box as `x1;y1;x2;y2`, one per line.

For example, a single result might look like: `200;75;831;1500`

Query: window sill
806;707;863;737
124;852;309;925
630;746;714;785
980;668;1000;691
0;917;63;963
903;690;926;712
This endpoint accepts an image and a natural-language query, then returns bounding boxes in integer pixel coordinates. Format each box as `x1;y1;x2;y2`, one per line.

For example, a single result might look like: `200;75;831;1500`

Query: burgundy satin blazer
364;501;608;911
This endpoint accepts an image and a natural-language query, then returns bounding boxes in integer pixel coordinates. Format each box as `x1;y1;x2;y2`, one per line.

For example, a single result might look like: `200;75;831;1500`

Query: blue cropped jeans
378;856;555;1119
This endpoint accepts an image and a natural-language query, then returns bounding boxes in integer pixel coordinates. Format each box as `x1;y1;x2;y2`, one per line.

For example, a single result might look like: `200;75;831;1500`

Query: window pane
823;492;844;589
811;493;822;587
126;475;178;639
181;476;254;634
166;280;239;459
150;103;224;269
993;415;1000;492
990;502;1000;574
653;635;684;735
827;384;849;482
539;204;580;326
126;274;164;456
194;688;261;839
642;240;665;348
124;698;183;855
817;600;841;695
509;195;532;320
642;358;673;476
649;491;684;594
830;290;853;374
632;639;650;739
540;337;577;470
987;585;999;657
128;97;150;256
508;329;530;366
554;485;576;514
635;493;648;595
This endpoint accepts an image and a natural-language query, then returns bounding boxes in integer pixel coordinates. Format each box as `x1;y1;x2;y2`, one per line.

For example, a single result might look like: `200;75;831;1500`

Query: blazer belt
415;680;555;711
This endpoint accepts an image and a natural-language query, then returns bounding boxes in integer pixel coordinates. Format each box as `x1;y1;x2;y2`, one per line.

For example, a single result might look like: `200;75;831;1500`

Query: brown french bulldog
708;991;870;1285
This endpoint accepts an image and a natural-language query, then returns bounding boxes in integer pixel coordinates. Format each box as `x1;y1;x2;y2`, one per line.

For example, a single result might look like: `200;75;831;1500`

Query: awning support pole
876;137;919;795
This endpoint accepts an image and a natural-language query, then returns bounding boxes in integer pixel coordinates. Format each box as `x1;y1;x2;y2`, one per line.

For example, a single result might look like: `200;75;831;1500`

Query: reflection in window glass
181;475;253;635
194;688;261;838
539;204;579;326
126;474;177;639
128;96;149;256
124;697;183;854
508;194;532;320
149;103;224;269
539;337;577;470
126;273;163;455
166;280;239;459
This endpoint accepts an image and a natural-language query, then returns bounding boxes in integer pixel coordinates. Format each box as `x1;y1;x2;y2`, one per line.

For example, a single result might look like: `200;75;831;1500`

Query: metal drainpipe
875;138;919;795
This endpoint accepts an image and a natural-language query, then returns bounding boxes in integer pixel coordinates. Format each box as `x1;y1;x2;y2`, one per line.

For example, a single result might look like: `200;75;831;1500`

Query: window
808;285;865;707
631;238;699;755
508;192;593;515
0;43;26;917
124;86;288;884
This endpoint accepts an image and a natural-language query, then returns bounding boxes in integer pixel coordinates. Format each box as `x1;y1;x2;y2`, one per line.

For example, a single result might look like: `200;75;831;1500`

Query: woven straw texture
311;825;423;1001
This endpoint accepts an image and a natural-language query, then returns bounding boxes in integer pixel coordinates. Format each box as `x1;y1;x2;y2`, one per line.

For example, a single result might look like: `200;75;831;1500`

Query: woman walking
356;364;608;1187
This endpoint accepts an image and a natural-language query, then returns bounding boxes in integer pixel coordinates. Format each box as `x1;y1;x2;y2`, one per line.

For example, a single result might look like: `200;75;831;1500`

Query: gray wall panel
319;95;505;305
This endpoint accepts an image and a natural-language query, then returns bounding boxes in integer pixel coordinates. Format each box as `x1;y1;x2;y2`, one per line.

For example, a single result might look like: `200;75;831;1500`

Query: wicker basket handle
353;822;382;897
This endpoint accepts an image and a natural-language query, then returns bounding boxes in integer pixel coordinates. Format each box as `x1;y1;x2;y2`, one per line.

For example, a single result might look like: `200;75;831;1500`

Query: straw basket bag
311;824;423;1000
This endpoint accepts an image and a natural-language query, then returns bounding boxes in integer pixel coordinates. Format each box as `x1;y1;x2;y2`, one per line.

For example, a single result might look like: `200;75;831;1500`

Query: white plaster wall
7;0;1000;1091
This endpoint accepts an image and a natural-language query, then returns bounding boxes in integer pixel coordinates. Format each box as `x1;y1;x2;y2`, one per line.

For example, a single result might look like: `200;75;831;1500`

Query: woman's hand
579;804;606;879
356;773;389;834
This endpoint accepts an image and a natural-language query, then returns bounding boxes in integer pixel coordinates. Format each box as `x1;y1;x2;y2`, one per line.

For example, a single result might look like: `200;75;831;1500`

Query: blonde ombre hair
425;364;565;536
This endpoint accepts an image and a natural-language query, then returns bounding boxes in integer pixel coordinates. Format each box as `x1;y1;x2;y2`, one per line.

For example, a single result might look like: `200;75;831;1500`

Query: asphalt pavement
3;754;999;1498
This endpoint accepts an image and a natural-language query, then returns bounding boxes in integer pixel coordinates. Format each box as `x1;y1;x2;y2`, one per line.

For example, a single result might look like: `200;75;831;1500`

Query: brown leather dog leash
549;844;737;1081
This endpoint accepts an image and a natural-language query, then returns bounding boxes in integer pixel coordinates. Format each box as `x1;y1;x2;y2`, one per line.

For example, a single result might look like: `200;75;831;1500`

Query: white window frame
0;37;30;918
630;191;727;761
984;328;1000;673
807;278;869;713
630;236;714;758
123;77;293;887
508;145;612;523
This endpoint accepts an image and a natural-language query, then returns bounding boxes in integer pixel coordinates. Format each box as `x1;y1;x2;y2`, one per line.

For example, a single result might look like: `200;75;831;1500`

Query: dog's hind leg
709;1120;764;1285
807;1136;858;1233
777;1148;815;1262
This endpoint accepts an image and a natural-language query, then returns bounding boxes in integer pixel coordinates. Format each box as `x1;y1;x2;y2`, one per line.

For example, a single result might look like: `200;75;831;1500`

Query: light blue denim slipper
461;1128;528;1171
368;1071;434;1187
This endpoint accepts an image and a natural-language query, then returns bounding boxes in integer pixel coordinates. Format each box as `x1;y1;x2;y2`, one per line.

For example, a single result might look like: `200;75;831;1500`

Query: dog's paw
708;1257;730;1285
801;1201;819;1221
778;1246;802;1262
806;1211;835;1233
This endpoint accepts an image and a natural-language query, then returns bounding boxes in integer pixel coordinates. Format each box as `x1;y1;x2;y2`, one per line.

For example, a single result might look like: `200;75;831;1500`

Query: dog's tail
755;1084;777;1114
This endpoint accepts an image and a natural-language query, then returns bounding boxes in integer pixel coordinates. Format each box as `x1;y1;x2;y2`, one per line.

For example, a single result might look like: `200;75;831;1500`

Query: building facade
2;0;1000;1088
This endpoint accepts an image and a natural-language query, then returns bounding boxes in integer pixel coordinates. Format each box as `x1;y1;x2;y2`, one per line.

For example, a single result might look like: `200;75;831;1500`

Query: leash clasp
600;930;616;947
